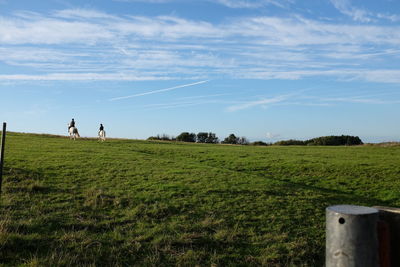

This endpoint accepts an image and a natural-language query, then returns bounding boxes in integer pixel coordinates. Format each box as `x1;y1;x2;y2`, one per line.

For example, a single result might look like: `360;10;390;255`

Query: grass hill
1;132;399;266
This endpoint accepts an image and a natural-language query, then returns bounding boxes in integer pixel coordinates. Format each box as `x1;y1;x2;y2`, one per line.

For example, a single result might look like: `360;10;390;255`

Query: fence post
326;205;379;267
0;122;6;194
374;206;400;267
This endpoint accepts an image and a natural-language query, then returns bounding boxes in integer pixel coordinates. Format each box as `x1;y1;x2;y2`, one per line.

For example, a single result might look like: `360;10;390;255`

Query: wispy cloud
330;0;372;22
112;0;290;8
225;90;400;112
377;13;400;22
1;8;400;83
310;96;400;105
113;0;173;3
177;93;230;100
54;9;120;20
3;9;400;46
266;132;281;139
110;80;210;101
226;95;289;112
330;0;400;23
214;0;289;9
140;99;220;111
0;73;173;81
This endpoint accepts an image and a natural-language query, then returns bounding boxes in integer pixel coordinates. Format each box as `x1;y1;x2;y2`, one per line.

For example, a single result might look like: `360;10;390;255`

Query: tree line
148;132;220;143
148;133;363;146
274;135;363;146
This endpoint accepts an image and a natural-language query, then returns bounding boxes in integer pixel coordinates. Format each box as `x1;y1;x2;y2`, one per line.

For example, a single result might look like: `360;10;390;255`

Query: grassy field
0;132;399;266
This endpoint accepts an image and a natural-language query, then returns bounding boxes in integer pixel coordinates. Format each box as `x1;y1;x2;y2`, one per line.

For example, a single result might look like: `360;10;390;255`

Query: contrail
110;80;210;101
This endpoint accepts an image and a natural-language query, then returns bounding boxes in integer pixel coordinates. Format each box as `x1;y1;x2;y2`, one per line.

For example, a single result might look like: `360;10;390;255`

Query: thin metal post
326;205;379;267
0;122;6;194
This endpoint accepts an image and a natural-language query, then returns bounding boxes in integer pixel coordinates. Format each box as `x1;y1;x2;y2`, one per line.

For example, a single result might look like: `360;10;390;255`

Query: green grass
1;132;399;266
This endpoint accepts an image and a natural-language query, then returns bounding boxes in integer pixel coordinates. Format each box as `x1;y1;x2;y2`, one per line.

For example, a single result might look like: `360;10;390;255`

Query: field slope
1;133;399;266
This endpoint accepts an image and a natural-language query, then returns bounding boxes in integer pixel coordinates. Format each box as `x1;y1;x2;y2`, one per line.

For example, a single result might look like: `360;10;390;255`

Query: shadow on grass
0;163;392;266
213;163;393;208
3;167;73;195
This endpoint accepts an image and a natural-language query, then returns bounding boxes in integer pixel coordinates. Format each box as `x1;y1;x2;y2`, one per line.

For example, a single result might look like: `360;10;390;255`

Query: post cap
327;205;378;215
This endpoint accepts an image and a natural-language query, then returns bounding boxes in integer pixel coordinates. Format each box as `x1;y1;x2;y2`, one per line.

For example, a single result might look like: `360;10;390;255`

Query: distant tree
176;132;196;142
147;134;172;141
346;135;363;145
238;136;249;145
197;132;208;143
307;135;363;146
274;139;305;146
252;141;269;146
161;134;172;141
205;132;219;144
274;135;363;146
222;134;239;144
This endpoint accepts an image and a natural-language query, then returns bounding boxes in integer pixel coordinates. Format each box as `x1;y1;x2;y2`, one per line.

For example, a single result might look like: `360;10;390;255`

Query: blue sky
0;0;399;142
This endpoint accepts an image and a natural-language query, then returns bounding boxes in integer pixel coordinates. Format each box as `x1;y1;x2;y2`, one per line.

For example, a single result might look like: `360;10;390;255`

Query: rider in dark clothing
69;119;75;129
99;124;104;131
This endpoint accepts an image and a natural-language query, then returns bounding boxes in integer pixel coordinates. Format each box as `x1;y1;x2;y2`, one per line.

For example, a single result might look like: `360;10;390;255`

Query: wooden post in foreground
326;205;379;267
374;206;400;267
0;122;6;194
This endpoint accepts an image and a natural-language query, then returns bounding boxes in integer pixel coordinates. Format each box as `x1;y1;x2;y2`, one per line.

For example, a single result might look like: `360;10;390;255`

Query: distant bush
197;132;208;143
176;132;196;143
149;132;218;143
274;135;363;146
274;139;305;146
196;132;219;144
147;134;173;141
252;141;270;146
306;135;363;146
205;132;219;144
238;137;249;145
222;134;239;144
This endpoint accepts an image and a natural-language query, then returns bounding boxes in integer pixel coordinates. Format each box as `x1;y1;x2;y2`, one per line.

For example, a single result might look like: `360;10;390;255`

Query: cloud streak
214;0;288;9
112;0;290;8
330;0;372;22
225;90;400;112
110;80;210;101
226;95;289;112
330;0;400;23
0;8;400;83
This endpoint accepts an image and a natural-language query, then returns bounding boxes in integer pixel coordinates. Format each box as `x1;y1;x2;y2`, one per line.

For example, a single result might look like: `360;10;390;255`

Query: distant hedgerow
147;134;174;141
274;135;363;146
252;141;270;146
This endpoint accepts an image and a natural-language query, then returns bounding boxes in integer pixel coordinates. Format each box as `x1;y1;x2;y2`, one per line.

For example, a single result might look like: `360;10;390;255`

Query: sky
0;0;399;142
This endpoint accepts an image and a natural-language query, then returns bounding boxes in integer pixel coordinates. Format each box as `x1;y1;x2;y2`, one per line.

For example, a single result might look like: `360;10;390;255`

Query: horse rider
99;123;104;134
69;118;75;130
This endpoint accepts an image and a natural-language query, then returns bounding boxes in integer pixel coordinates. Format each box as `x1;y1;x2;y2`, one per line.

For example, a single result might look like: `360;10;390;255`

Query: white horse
68;126;80;140
98;130;106;141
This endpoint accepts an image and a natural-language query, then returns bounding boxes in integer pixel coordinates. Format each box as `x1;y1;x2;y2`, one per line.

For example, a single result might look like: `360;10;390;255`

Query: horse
68;126;80;140
98;130;106;141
